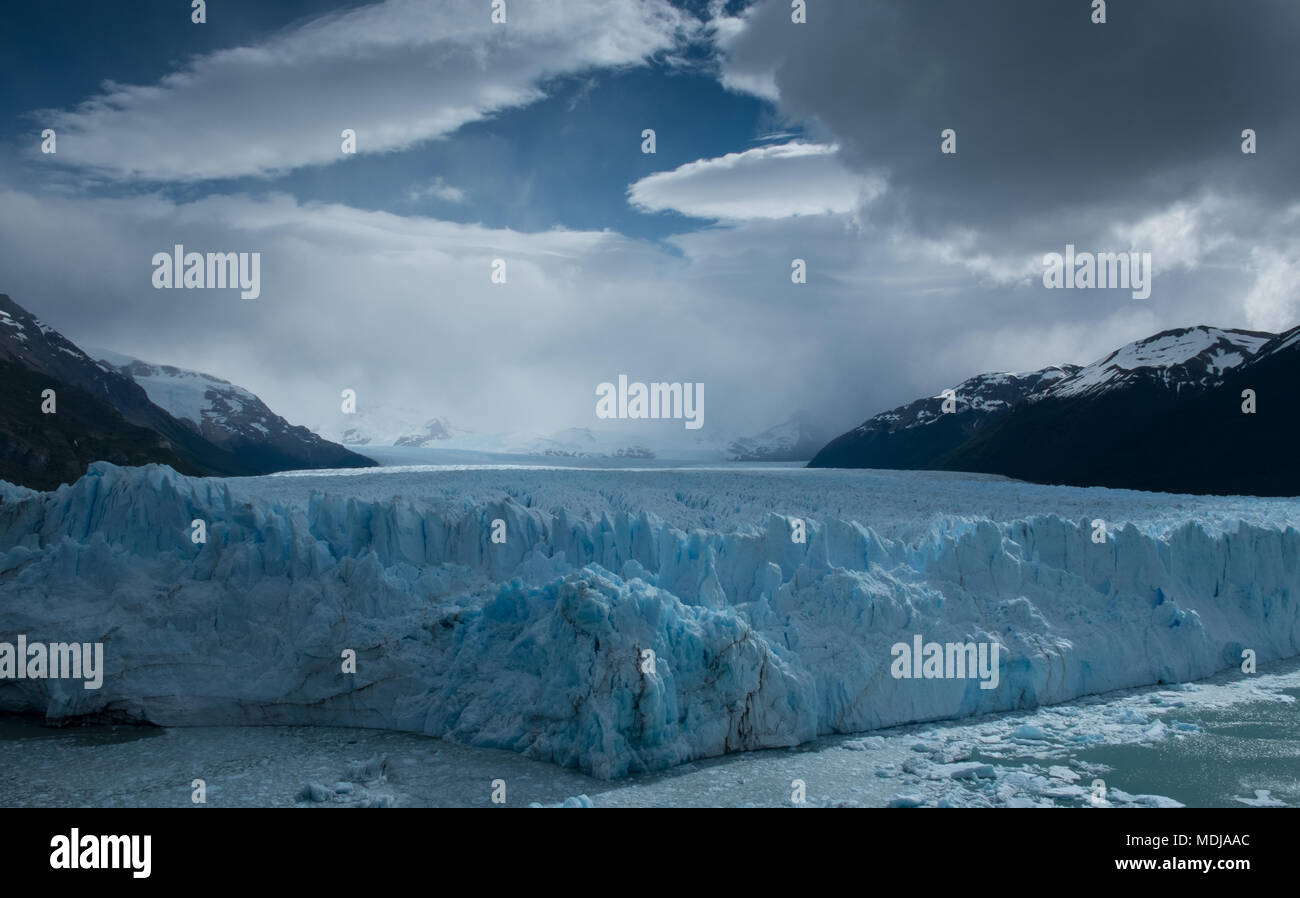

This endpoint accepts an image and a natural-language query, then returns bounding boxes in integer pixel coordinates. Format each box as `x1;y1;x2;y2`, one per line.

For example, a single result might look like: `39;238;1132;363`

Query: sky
1;0;1297;443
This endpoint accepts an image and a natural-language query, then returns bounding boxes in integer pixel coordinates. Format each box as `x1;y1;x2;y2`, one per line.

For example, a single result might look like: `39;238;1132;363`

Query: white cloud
887;228;1041;287
707;3;781;101
408;177;468;204
1243;245;1300;332
628;142;882;220
35;0;691;182
882;196;1236;290
1110;200;1228;275
4;174;1291;445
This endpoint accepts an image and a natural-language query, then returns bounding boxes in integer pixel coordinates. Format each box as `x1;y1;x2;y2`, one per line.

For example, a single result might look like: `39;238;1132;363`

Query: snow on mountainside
0;298;176;426
3;463;1299;778
856;366;1080;436
808;366;1080;471
1229;322;1300;366
827;325;1270;451
89;347;265;435
726;413;826;461
514;427;656;458
1040;326;1272;400
327;403;472;448
0;293;278;486
809;322;1297;494
0;294;372;487
322;402;732;461
88;347;374;471
326;401;819;464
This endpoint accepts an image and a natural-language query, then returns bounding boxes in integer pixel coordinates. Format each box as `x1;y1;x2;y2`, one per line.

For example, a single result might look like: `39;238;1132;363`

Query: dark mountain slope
811;325;1299;496
0;360;197;490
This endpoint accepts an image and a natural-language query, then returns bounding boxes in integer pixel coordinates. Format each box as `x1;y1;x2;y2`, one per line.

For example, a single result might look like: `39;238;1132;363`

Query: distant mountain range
324;404;666;457
0;293;372;490
811;325;1300;496
89;347;373;475
32;293;1290;496
323;404;827;463
725;412;829;462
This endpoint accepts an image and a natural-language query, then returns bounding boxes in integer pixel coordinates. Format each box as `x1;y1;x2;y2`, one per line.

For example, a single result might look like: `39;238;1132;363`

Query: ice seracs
1;463;1298;778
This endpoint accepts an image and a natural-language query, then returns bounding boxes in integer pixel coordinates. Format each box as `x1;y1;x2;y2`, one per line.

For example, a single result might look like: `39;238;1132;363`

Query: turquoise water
1;669;1296;807
1062;687;1300;808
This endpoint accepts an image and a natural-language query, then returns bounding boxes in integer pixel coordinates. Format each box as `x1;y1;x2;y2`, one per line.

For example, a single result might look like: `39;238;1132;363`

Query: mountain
0;293;252;488
393;417;463;448
89;348;372;473
726;412;829;461
809;365;1080;469
811;325;1300;496
0;356;196;491
0;293;372;490
329;403;474;448
323;402;717;460
1032;326;1272;401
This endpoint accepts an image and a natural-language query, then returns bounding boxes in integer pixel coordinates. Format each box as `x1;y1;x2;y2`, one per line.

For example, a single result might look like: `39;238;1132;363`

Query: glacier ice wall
1;463;1298;778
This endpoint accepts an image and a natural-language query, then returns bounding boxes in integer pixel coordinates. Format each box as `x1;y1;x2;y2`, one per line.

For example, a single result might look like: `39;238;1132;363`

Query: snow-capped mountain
1039;326;1272;400
811;322;1300;495
0;293;256;488
324;402;727;460
2;295;192;435
393;417;463;447
90;348;374;474
726;412;828;461
89;347;268;440
810;365;1080;470
328;403;473;448
862;366;1080;435
506;427;665;458
0;292;371;489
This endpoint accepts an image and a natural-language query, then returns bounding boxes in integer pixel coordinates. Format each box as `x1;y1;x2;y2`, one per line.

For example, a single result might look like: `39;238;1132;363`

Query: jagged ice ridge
1;463;1297;778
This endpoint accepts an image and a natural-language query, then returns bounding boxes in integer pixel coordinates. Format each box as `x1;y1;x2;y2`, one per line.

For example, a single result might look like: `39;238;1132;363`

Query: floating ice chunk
1131;794;1185;808
346;756;388;783
531;794;596;808
887;795;927;808
1235;789;1288;807
298;783;333;803
1114;709;1150;724
1011;725;1048;741
943;762;996;781
842;737;885;751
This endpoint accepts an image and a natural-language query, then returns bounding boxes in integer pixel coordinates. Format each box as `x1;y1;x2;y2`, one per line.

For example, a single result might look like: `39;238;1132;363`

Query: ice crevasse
0;463;1297;779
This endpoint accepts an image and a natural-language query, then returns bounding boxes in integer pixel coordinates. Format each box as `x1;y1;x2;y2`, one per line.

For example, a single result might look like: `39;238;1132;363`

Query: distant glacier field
1;461;1298;803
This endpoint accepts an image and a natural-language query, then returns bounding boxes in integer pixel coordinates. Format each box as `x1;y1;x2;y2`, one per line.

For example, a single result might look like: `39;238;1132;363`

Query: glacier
1;462;1298;779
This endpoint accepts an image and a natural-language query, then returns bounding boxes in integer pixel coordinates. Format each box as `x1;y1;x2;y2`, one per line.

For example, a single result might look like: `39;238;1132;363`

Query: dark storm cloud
719;0;1300;240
